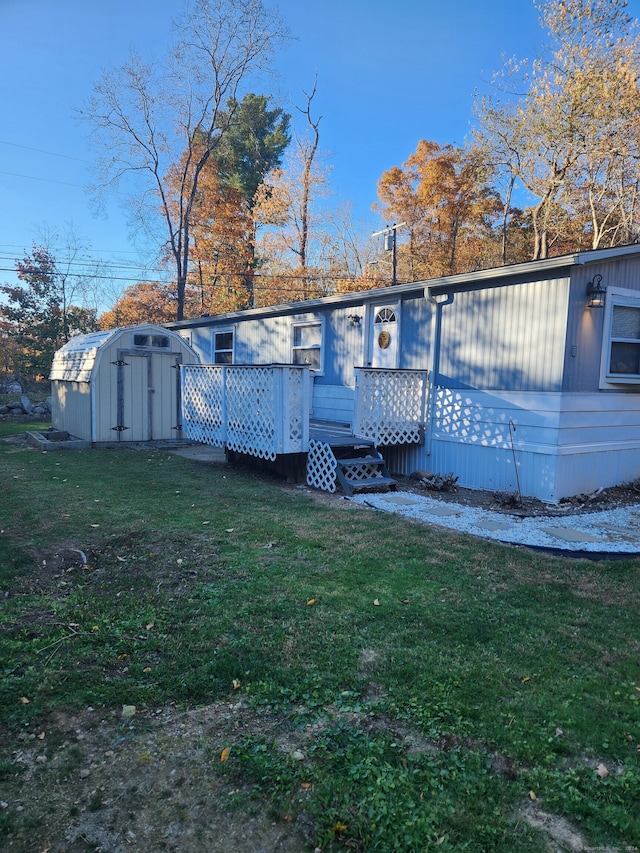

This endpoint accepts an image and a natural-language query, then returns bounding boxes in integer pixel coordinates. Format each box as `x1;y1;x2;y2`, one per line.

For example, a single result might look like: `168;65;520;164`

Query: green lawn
0;428;638;850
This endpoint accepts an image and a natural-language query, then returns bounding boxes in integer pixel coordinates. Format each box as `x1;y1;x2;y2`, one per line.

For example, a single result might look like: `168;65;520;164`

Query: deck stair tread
333;446;398;496
343;475;397;489
333;454;387;466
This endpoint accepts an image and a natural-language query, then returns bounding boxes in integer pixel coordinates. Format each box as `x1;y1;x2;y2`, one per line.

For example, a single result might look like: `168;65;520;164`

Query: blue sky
0;0;551;305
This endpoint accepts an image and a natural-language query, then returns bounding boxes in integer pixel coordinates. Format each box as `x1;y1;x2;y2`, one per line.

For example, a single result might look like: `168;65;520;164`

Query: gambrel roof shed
50;323;199;444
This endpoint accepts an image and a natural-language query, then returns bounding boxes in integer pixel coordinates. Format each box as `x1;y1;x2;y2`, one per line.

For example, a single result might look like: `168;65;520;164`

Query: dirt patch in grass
2;697;601;852
518;804;588;852
1;702;308;852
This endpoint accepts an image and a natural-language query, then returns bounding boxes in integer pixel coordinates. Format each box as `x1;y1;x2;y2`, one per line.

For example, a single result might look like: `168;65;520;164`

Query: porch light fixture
347;314;362;327
586;274;606;308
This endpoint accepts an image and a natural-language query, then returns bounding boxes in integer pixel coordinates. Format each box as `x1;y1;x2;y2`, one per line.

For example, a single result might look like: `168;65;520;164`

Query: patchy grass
0;429;638;851
0;422;50;438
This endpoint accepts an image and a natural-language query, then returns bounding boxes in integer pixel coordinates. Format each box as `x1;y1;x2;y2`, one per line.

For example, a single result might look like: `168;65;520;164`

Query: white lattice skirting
306;440;337;492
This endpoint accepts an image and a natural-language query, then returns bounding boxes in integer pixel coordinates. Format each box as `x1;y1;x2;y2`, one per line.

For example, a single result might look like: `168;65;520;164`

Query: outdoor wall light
347;314;362;327
586;274;606;308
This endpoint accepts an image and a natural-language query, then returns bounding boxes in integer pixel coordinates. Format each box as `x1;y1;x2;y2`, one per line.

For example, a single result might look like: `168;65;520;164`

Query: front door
369;304;399;369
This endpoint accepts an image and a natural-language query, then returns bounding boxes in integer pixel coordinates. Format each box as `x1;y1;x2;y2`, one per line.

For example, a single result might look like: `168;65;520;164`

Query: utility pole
372;222;406;285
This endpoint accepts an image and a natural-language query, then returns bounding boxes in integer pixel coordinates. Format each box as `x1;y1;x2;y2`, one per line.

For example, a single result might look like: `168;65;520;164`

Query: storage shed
50;323;199;443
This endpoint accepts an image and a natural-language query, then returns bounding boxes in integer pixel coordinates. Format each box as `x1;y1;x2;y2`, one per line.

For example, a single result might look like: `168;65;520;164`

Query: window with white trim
601;288;640;386
213;330;234;364
133;333;170;348
292;321;323;372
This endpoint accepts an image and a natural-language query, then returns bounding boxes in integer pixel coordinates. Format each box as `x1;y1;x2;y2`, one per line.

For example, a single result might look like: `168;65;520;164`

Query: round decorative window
378;330;391;349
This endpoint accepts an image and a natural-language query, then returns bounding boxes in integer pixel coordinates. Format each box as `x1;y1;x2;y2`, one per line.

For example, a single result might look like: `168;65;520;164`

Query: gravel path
349;491;640;555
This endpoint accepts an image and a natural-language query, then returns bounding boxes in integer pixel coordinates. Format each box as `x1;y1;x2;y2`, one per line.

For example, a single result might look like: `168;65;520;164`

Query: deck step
340;475;398;493
334;449;398;496
334;455;386;466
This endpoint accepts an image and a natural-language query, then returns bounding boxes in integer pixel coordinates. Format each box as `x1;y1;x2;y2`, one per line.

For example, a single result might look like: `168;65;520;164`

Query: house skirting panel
385;389;640;503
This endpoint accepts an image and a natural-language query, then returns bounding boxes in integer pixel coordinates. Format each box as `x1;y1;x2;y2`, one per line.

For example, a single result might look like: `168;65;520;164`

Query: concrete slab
172;445;226;463
380;495;422;507
422;505;460;518
539;526;601;544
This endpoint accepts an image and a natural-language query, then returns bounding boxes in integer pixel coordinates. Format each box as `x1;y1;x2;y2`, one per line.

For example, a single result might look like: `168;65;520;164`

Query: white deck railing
181;364;311;460
353;367;429;445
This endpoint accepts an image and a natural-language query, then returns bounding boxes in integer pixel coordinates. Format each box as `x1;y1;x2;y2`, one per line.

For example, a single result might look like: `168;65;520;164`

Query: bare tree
253;77;331;301
475;0;640;259
296;76;321;276
81;0;287;320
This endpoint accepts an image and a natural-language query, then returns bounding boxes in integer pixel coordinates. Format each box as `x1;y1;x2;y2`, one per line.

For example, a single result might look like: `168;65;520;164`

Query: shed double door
113;351;182;441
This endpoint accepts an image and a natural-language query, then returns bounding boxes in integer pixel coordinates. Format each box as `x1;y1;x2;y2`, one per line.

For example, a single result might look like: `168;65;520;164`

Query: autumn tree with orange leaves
375;140;503;281
180;94;290;315
98;281;178;329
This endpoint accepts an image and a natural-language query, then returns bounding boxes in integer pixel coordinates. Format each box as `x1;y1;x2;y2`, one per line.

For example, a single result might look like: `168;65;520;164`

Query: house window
213;330;234;364
292;321;323;372
601;289;640;385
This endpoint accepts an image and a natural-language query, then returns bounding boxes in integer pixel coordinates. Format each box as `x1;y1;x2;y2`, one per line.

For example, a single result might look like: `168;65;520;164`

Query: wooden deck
309;419;375;448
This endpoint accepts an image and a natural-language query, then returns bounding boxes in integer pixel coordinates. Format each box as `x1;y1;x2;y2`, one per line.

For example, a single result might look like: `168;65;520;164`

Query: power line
0;139;92;164
0;254;361;283
0;265;363;297
0;242;139;251
0;170;86;188
0;255;161;273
